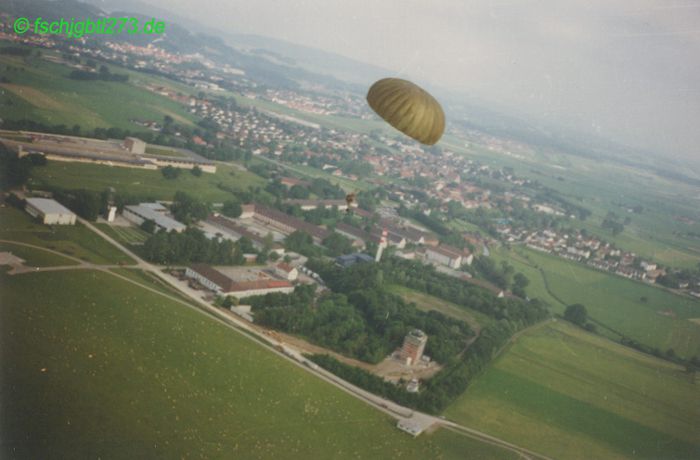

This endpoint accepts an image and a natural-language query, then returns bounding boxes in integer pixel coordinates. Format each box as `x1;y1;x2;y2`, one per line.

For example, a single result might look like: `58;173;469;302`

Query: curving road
4;218;553;460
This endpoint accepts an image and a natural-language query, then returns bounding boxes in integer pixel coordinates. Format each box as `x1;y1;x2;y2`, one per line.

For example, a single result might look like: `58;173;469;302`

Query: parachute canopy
366;78;445;145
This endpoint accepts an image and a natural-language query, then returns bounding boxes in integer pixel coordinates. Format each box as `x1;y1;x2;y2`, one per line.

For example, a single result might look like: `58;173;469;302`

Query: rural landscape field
1;0;699;459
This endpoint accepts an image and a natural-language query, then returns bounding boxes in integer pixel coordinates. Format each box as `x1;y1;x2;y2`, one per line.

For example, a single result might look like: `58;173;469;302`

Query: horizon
125;0;700;165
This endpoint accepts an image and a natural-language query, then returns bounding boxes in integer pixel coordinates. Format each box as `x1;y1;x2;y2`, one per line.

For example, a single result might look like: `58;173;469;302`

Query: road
3;220;554;460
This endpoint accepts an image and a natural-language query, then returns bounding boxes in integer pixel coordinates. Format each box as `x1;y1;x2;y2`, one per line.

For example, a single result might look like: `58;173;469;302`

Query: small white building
396;419;423;437
25;198;76;225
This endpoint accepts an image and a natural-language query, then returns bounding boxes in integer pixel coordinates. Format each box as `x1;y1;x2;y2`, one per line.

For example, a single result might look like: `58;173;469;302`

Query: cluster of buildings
1;131;216;174
518;228;667;283
184;263;295;299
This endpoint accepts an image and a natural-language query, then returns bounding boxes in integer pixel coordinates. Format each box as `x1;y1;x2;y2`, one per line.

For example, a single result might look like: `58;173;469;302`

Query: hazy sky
144;0;700;161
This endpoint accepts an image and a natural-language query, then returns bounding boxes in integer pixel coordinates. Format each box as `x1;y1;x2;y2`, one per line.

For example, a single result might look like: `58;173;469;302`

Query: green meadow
0;207;133;265
0;45;197;130
28;160;265;202
387;284;494;331
0;269;516;459
445;321;700;460
493;246;700;359
0;240;77;266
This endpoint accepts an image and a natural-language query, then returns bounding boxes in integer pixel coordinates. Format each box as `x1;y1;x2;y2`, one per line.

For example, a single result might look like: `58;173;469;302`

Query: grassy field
28;160;265;202
445;321;700;460
109;267;194;304
0;46;197;131
0;269;518;459
0;207;133;265
387;284;493;332
96;223;149;246
0;241;78;267
492;246;700;359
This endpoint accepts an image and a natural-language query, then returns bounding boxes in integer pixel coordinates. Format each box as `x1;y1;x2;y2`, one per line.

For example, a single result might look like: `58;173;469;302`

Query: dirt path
2;227;554;459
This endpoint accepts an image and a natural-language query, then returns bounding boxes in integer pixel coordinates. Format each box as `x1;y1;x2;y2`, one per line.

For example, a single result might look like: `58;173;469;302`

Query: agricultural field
0;269;517;459
0;207;133;265
493;246;700;359
387;284;493;332
0;241;77;267
445;321;700;460
0;45;198;131
28;160;266;202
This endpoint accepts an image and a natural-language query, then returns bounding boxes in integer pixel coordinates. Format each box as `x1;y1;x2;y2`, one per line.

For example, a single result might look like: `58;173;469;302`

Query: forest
248;283;474;364
300;256;550;413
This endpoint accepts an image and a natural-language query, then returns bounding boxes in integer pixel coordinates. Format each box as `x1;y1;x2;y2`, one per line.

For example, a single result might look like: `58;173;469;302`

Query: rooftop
125;204;186;232
25;198;75;216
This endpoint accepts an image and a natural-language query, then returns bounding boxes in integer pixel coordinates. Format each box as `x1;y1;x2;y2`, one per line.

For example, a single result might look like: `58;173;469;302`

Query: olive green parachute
366;78;445;145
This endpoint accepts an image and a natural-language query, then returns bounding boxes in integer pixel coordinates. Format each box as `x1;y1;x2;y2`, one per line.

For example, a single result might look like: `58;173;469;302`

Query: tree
289;184;310;199
190;166;202;177
161;166;181;180
564;304;588;327
323;232;354;257
512;273;530;298
222;295;239;308
221;200;242;218
170;191;209;224
140;218;156;233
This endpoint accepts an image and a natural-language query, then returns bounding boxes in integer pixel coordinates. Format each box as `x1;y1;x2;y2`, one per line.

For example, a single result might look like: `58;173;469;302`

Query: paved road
5;221;554;460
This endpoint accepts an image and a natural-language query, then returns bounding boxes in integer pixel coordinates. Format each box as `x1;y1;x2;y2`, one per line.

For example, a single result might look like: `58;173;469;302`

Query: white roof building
123;203;186;233
25;198;76;225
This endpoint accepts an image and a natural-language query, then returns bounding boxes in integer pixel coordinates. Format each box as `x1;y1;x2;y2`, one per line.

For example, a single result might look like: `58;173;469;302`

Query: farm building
25;198;76;225
424;245;471;269
185;264;294;298
250;204;330;243
123;203;186;233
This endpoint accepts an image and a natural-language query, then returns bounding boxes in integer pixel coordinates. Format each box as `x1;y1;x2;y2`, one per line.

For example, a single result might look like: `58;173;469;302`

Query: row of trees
141;227;246;265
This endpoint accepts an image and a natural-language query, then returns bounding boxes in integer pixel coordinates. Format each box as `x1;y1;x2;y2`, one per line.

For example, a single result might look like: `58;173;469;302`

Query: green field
96;223;149;246
28;160;265;202
0;46;197;131
109;267;194;304
0;269;518;459
493;246;700;359
445;321;700;460
0;207;133;265
387;284;493;332
0;241;78;267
